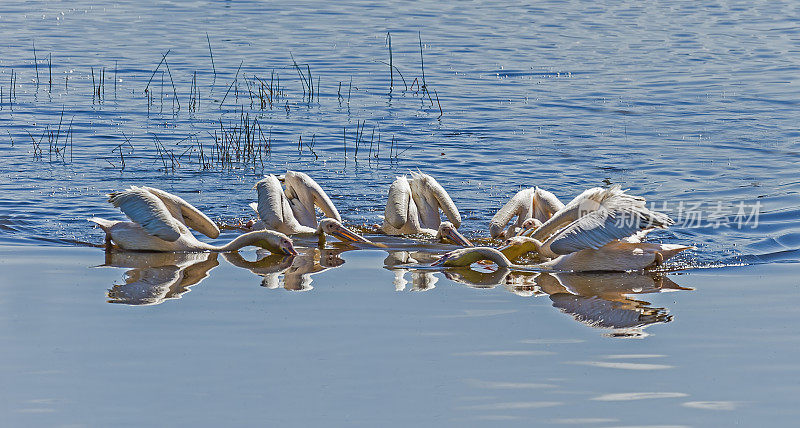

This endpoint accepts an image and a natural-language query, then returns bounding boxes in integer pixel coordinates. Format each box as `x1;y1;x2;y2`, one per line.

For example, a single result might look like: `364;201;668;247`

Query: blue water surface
0;1;799;425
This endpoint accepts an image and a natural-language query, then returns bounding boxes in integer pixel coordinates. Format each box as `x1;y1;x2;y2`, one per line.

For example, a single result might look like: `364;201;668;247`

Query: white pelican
435;221;474;247
317;218;374;244
90;186;297;254
433;246;515;268
489;187;565;239
251;171;341;235
501;236;692;272
432;240;690;272
382;171;463;238
433;190;691;272
521;185;654;241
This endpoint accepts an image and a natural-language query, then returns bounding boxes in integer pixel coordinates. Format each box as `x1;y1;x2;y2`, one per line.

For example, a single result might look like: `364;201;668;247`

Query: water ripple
0;0;797;270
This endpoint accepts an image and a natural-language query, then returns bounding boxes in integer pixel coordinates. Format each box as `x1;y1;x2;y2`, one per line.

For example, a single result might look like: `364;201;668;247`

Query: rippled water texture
1;0;799;425
0;0;797;266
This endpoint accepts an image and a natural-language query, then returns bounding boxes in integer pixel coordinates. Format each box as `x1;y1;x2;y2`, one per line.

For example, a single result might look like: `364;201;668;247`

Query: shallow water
0;0;798;266
2;245;800;426
1;0;799;425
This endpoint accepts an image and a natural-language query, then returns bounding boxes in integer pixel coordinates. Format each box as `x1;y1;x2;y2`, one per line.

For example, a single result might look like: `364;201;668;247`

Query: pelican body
490;187;564;239
252;171;341;235
522;185;665;243
500;236;692;272
382;171;462;237
433;240;691;273
90;186;297;255
435;185;691;272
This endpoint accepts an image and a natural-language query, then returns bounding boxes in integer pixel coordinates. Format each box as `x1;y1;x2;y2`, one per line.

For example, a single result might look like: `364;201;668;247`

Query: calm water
1;0;799;425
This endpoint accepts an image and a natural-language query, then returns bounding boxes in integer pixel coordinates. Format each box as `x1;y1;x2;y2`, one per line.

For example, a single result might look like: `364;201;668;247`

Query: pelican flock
90;171;692;273
434;185;692;271
90;186;296;254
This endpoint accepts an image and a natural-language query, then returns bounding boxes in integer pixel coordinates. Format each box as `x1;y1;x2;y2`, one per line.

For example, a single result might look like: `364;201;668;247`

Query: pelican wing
284;171;341;223
286;171;342;221
255;175;304;231
531;187;606;241
532;186;652;242
412;172;461;228
490;188;533;238
409;176;440;229
384;176;411;229
546;204;673;255
534;187;565;218
108;187;182;242
143;187;220;239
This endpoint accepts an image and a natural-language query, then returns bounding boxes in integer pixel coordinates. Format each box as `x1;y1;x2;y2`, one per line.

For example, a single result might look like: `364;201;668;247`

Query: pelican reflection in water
103;251;220;305
223;247;345;291
536;271;690;338
100;239;689;337
389;259;690;336
383;251;440;291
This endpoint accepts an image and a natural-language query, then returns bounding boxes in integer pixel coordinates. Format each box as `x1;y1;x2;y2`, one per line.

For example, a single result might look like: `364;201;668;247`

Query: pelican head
498;236;541;261
432;247;511;268
316;218;372;243
518;217;543;236
435;221;473;247
252;231;298;255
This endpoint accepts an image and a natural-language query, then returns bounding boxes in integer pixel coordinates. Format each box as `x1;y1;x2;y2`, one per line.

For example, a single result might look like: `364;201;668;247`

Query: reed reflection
223;247;344;291
103;251;219;305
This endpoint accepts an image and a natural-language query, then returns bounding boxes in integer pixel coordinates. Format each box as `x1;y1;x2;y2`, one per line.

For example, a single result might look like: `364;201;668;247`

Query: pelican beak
443;227;473;247
432;253;452;267
283;244;299;256
497;243;518;260
332;225;372;244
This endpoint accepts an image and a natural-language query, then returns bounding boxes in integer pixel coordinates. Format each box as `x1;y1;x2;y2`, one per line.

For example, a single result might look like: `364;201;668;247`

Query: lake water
1;0;799;426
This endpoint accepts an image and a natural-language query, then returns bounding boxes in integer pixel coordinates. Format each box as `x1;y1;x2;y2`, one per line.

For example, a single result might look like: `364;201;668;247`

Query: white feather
108;187;183;242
